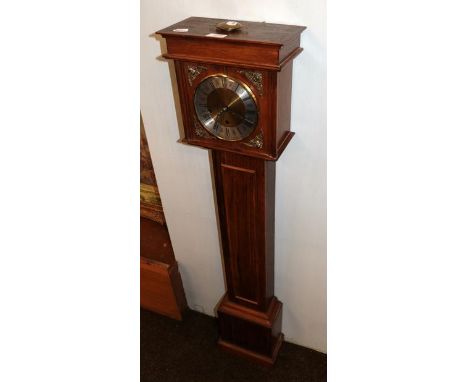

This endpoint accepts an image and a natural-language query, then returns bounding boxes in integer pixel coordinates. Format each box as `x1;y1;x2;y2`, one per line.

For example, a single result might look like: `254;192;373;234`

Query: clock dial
194;76;258;141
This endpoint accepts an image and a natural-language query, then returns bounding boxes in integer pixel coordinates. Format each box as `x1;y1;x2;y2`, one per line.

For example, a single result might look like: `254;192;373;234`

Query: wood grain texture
212;151;275;311
140;218;187;320
157;17;306;45
164;36;281;70
217;293;283;365
157;17;306;70
221;164;258;305
173;59;296;160
158;17;305;161
212;151;283;363
140;258;187;321
140;217;175;264
156;17;305;364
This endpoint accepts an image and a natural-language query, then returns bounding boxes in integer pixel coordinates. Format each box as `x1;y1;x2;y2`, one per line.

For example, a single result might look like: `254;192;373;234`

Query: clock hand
213;106;228;121
226;98;239;110
226;108;247;121
212;108;226;129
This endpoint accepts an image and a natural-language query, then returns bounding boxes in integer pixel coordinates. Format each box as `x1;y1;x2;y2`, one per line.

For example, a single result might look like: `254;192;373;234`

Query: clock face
194;75;258;141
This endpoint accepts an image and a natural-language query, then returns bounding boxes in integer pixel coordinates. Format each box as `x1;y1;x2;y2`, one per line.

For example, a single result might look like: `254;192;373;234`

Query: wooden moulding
179;131;295;162
217;294;284;366
140;201;165;225
157;16;306;71
163;37;303;71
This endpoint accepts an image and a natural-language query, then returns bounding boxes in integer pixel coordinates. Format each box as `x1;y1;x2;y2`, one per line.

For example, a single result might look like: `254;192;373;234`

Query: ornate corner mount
187;64;207;86
193;115;214;139
244;130;264;149
238;70;263;95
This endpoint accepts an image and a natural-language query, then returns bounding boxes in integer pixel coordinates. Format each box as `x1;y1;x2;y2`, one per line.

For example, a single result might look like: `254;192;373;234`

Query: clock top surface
156;17;306;46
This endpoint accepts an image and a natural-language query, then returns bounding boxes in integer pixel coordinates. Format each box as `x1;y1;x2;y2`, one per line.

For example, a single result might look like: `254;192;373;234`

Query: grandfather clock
157;17;305;365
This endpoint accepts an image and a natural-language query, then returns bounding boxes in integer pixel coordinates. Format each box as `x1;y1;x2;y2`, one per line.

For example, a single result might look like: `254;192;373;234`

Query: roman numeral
244;101;256;112
207;81;215;90
226;80;238;92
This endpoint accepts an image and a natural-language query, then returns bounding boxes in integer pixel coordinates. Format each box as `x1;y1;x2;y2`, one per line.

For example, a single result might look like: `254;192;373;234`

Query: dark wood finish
158;17;304;161
140;217;175;264
212;151;281;363
158;17;306;47
156;17;305;365
218;294;284;366
157;17;306;71
173;59;297;161
212;151;275;311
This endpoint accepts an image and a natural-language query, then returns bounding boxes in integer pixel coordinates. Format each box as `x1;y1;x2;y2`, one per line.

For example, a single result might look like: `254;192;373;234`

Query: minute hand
213;106;228;122
226;108;247;121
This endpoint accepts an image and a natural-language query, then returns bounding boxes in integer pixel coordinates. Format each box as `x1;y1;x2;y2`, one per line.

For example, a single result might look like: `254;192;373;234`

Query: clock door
174;61;278;159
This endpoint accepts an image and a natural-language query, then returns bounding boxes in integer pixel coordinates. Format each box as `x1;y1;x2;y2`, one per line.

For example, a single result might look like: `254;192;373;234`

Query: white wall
141;0;326;353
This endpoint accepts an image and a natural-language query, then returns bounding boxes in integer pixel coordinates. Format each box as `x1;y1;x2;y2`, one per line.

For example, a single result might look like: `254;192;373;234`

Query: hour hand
226;108;245;120
214;106;228;121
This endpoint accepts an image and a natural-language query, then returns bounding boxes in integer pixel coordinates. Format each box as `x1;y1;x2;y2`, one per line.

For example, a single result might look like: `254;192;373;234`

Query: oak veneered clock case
156;17;306;366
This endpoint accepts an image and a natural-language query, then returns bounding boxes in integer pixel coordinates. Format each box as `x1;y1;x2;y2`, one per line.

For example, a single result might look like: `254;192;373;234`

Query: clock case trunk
212;150;283;365
156;17;305;366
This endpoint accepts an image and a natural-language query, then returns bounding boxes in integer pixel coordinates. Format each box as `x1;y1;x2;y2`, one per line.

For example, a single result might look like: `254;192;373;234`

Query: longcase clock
157;17;306;366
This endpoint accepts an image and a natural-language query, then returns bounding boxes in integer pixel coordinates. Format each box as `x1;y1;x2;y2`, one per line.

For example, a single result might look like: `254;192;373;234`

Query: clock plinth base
217;294;283;366
218;334;284;367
